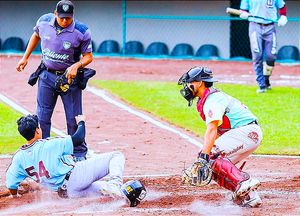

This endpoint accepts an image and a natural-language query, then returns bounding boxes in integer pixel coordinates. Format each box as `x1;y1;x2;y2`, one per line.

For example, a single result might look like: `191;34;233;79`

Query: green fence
1;0;300;62
121;0;300;61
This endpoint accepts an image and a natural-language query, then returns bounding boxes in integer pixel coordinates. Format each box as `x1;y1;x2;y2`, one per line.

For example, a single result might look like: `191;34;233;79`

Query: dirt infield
0;55;299;215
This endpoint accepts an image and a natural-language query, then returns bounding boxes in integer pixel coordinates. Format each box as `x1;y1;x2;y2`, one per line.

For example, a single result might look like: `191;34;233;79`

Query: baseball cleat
234;177;261;198
98;180;122;197
256;88;267;93
240;189;262;208
266;85;272;90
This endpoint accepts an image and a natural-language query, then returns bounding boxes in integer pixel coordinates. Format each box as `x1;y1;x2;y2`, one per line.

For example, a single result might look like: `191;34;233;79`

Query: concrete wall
0;1;123;49
126;1;230;57
0;1;299;58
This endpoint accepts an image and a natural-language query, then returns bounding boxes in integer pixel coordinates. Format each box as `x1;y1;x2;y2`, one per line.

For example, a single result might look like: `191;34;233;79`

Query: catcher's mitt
55;71;73;94
182;158;212;187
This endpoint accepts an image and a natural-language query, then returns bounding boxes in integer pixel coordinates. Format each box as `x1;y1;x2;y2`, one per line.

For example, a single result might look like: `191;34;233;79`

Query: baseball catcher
179;66;263;207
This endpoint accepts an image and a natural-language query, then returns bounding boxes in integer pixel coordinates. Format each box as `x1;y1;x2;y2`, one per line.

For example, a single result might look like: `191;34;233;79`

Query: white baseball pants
67;151;125;198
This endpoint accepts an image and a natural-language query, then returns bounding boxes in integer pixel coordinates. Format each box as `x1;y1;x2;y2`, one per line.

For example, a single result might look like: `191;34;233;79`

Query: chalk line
87;86;300;159
0;93;66;137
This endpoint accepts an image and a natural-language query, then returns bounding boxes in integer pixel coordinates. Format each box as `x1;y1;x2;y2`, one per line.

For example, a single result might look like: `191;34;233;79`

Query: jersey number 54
25;160;50;183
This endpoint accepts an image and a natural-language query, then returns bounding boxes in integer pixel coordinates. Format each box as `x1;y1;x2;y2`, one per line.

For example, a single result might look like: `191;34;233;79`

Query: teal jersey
240;0;285;24
6;136;75;191
203;92;257;128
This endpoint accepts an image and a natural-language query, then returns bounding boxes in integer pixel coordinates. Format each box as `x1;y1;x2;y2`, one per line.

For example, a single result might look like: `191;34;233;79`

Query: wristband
198;153;210;162
79;61;83;68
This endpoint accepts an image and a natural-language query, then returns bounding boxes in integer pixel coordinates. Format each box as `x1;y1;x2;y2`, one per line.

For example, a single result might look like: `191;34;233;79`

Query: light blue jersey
203;92;257;129
6;136;75;191
240;0;285;24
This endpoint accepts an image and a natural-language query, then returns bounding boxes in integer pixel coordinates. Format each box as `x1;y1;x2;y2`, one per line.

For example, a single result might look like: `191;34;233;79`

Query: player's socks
98;180;123;197
264;75;272;90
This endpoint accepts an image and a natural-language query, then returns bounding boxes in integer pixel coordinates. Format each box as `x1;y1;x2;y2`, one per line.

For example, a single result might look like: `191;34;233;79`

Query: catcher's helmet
121;180;147;207
178;66;218;85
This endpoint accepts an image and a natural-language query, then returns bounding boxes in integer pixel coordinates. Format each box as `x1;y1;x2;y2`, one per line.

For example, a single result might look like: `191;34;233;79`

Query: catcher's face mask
178;66;217;106
179;83;196;107
178;72;199;107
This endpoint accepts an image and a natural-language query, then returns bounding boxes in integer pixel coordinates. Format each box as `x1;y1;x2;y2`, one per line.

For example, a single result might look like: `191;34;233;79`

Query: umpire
16;0;93;161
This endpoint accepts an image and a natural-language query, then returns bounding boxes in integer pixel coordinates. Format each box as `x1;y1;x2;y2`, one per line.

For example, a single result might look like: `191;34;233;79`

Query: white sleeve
203;95;226;126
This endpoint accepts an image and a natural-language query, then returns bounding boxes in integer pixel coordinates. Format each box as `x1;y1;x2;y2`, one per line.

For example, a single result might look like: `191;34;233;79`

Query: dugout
0;1;299;60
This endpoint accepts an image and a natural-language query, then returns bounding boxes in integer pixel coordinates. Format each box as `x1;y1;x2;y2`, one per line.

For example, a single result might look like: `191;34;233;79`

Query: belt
47;68;65;76
257;22;273;26
57;170;72;198
247;120;259;125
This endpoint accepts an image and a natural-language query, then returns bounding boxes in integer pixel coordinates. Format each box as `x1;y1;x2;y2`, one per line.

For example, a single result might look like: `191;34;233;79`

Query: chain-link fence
0;1;299;61
123;1;300;61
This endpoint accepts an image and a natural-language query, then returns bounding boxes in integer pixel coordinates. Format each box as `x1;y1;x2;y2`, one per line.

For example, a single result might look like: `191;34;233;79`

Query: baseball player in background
16;0;93;161
179;67;263;207
239;0;288;93
6;114;125;199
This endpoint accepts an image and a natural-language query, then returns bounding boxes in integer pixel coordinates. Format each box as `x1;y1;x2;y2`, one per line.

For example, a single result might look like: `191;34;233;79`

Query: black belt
257;22;273;26
57;170;72;198
247;120;259;125
47;68;65;76
64;170;72;181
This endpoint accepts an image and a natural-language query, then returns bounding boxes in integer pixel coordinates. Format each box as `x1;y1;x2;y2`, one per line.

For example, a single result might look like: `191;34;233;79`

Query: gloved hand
240;11;250;20
278;15;288;27
55;70;73;94
182;153;212;187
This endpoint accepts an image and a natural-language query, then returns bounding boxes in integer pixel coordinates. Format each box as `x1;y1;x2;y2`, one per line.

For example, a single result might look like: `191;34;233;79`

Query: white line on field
131;207;184;213
86;86;203;148
87;86;300;159
251;154;300;159
0;155;12;159
0;93;66;137
123;173;175;178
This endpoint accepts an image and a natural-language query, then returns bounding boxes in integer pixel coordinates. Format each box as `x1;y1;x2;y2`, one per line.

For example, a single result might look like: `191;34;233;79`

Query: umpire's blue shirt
34;13;92;71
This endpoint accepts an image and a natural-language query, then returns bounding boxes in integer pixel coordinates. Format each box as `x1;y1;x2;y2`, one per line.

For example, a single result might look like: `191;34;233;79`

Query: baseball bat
226;7;242;16
226;7;277;23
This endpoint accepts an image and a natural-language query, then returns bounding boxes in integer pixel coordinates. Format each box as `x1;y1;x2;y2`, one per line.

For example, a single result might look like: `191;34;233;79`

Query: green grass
0;103;25;154
92;80;300;155
0;103;58;154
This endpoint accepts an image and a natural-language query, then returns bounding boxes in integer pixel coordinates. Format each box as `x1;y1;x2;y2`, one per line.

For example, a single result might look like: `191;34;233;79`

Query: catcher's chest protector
197;88;231;136
211;157;250;192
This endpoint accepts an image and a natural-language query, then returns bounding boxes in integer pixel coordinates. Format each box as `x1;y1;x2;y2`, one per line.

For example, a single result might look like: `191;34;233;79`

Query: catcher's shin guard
211;157;250;192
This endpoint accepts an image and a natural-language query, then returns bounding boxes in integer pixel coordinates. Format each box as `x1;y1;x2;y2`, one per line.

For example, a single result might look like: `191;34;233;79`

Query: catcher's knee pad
263;61;274;76
211;157;250;192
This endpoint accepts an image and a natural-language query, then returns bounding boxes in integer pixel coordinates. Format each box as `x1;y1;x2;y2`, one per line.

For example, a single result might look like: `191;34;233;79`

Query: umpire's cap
178;66;218;85
17;114;39;141
56;0;74;18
